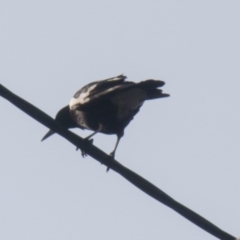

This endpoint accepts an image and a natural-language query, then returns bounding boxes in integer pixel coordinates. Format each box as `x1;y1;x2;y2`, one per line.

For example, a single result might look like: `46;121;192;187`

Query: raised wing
69;75;169;110
69;75;128;109
85;79;168;102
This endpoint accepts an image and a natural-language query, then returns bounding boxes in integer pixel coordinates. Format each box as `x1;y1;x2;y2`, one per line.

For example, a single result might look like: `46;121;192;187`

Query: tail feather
137;80;169;100
138;80;165;88
145;89;169;100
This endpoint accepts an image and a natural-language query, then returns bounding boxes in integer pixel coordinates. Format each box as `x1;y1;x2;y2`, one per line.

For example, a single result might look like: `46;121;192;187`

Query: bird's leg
76;128;99;154
107;132;123;172
78;124;103;157
109;136;121;158
85;123;103;140
76;139;94;157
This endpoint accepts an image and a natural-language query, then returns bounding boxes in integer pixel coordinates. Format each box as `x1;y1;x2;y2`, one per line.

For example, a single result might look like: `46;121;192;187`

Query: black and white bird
42;74;169;158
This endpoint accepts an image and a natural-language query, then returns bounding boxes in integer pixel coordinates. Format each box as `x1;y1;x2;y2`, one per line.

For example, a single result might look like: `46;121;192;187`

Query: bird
41;74;169;160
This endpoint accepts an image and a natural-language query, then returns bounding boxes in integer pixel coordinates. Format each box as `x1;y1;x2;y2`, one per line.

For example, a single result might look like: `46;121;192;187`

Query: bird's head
41;105;77;141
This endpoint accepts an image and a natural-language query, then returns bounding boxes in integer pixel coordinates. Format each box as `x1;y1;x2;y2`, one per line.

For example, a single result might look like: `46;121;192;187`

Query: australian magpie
42;74;169;159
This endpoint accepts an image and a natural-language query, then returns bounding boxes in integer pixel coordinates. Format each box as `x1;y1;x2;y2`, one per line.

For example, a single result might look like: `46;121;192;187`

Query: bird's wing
86;75;127;98
70;75;132;109
85;79;168;101
70;76;169;110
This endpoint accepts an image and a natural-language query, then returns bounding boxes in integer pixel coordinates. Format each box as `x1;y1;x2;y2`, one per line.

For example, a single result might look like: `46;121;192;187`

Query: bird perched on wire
41;74;169;159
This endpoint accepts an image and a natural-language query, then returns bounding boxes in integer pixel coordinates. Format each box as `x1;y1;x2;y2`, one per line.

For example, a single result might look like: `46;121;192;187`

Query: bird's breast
70;110;92;130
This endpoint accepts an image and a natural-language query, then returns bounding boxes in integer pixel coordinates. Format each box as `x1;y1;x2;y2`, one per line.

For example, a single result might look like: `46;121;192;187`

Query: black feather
42;75;169;159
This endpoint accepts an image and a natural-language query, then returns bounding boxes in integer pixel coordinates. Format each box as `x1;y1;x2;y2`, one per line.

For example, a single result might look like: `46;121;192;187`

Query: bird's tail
138;80;170;100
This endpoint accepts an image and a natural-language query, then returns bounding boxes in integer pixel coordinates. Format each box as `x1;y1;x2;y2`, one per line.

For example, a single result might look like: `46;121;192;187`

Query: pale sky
0;1;239;239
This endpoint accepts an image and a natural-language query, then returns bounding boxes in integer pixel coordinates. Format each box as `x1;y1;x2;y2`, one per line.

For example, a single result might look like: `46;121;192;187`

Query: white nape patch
112;88;147;119
69;84;97;109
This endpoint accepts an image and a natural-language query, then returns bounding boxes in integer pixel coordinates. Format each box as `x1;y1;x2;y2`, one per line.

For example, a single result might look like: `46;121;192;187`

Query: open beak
41;130;55;141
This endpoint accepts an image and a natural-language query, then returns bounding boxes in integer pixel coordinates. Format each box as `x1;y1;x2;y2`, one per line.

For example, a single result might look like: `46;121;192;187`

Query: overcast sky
0;1;239;239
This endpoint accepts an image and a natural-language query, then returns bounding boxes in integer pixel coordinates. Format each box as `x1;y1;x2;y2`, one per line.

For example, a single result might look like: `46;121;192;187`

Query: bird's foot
76;138;94;157
106;152;115;172
109;152;115;159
